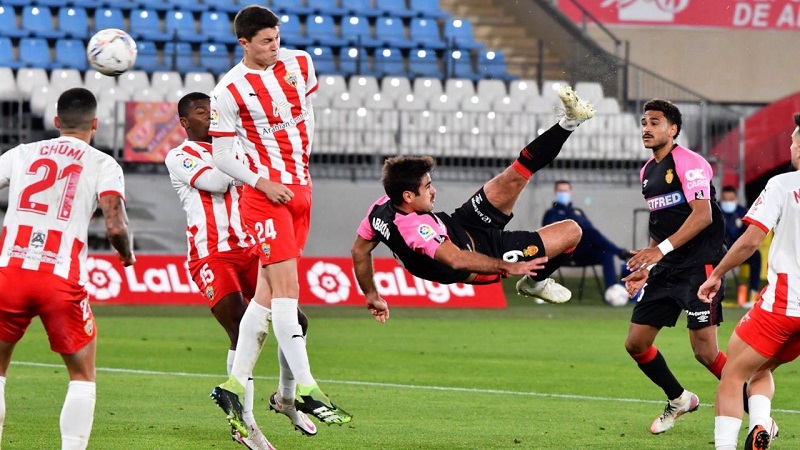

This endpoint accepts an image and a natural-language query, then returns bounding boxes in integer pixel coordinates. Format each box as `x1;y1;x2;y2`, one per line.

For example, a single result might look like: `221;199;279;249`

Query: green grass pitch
3;278;798;449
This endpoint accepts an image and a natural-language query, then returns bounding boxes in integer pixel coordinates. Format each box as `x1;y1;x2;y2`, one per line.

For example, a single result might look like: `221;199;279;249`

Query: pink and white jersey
209;49;317;186
744;171;800;317
165;140;254;261
0;137;124;285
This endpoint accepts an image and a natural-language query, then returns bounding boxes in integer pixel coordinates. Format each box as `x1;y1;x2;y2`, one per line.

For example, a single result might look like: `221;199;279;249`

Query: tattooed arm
98;194;136;266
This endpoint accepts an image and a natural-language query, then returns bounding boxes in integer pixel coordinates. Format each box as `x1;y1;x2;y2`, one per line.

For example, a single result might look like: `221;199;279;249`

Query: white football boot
269;393;318;436
557;85;595;129
650;389;699;434
231;424;277;450
515;276;572;304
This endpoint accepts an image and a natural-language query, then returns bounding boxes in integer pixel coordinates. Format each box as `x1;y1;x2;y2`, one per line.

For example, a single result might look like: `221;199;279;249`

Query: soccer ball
604;284;629;307
86;29;137;76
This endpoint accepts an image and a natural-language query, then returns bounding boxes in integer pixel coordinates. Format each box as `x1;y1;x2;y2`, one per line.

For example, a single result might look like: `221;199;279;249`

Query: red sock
511;160;532;180
631;345;658;364
707;351;727;379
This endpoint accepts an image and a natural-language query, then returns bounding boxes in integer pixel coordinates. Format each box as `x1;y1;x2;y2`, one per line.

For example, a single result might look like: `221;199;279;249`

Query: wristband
657;239;674;255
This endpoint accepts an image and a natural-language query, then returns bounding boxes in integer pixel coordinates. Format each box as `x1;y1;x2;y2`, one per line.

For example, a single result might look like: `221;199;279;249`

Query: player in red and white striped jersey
698;112;800;450
167;93;316;448
0;88;134;450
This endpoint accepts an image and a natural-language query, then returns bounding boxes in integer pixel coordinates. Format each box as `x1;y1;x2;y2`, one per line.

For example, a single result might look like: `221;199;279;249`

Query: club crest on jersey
261;242;271;259
182;157;198;172
522;245;539;257
665;169;674;184
284;71;298;88
84;319;94;336
30;230;46;248
205;286;214;300
418;224;437;242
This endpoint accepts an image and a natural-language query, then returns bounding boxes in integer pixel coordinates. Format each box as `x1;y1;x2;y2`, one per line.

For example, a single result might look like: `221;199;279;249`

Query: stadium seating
379;76;412;102
306;15;348;48
409;18;446;50
165;42;203;73
376;0;416;18
408;49;441;78
133;40;169;72
58;7;89;40
0;6;27;39
199;43;231;74
199;11;237;44
308;46;336;74
165;10;205;43
15;68;48;100
171;0;207;13
338;46;365;76
279;14;313;47
444;78;475;103
509;79;540;102
374;47;406;77
19;38;53;70
411;77;443;102
135;0;171;12
375;16;414;49
84;70;118;97
443;18;482;50
307;0;347;17
345;0;382;18
203;0;241;13
93;7;126;32
409;0;448;19
272;0;314;16
55;39;88;71
450;50;480;81
184;72;216;94
347;75;380;101
0;67;21;101
22;6;66;39
130;8;173;42
478;50;514;81
341;15;382;48
150;71;184;96
115;70;151;96
0;37;21;69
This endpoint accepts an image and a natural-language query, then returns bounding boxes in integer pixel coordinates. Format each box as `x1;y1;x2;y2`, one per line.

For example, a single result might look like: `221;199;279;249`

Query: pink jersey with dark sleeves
357;196;447;259
0;137;125;285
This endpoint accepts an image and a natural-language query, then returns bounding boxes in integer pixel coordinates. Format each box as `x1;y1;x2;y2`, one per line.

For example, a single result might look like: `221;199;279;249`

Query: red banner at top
560;1;800;30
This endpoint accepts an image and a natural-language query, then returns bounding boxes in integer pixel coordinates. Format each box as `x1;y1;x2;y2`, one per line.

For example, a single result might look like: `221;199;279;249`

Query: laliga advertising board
84;255;507;308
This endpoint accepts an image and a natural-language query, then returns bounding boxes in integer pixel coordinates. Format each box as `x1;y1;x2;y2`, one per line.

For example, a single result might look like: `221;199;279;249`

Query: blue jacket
722;204;749;249
542;202;623;263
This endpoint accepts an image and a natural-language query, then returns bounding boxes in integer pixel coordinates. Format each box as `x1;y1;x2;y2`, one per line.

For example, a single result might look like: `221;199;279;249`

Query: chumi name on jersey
261;110;309;135
39;143;85;160
646;191;685;211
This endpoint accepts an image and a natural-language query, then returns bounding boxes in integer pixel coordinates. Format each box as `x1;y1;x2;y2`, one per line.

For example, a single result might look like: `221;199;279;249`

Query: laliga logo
85;257;122;300
307;261;351;304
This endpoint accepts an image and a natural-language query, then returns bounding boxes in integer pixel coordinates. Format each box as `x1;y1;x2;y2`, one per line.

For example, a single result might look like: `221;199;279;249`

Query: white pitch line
12;361;800;415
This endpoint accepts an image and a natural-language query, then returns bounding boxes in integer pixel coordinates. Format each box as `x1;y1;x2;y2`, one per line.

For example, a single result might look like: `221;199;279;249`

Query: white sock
278;347;296;402
0;376;6;445
558;118;578;131
271;298;315;386
230;301;271;387
226;349;235;376
243;375;256;428
60;381;96;450
748;394;772;432
715;415;742;450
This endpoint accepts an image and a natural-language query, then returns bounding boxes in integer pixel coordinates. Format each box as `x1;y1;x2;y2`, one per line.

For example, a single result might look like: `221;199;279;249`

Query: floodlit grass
4;279;798;449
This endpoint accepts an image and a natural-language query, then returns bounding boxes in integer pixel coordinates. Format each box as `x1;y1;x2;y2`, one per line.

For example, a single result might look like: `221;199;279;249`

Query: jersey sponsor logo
306;261;351;304
372;217;390;240
665;169;674;184
284;71;298;88
434;235;446;244
470;194;492;224
182;157;198;172
30;230;46;248
686;309;710;323
272;100;293;120
418;224;437;241
684;168;706;181
261;110;310;135
646;190;685;210
695;191;705;200
642;179;648;189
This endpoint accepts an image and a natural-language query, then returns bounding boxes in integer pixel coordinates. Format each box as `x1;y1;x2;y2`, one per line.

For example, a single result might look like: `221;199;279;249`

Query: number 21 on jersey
17;158;83;221
254;219;277;242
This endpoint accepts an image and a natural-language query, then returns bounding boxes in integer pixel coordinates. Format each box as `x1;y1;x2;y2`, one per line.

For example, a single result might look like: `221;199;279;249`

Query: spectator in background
719;185;762;306
542;180;632;297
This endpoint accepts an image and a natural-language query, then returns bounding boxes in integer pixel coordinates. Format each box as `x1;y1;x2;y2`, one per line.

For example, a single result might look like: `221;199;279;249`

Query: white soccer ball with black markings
604;284;629;307
86;29;138;76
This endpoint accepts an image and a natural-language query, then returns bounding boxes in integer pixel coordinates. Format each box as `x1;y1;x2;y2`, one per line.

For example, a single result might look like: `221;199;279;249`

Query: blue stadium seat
409;0;448;19
31;0;66;7
271;0;313;16
200;11;237;44
55;39;88;70
165;41;203;73
307;46;335;74
374;47;405;77
111;0;139;11
339;46;366;76
93;7;125;32
135;0;171;11
70;0;102;8
478;50;515;81
134;40;169;72
59;7;89;39
345;0;381;17
375;16;413;49
306;15;348;48
165;10;205;42
0;6;27;39
169;0;207;12
409;18;445;50
376;0;415;18
1;0;30;6
0;37;22;69
450;50;480;81
233;43;243;62
204;0;241;13
341;15;381;47
278;14;313;47
130;8;173;42
408;48;440;78
443;18;483;50
199;43;231;75
307;0;347;17
19;37;54;69
22;6;66;39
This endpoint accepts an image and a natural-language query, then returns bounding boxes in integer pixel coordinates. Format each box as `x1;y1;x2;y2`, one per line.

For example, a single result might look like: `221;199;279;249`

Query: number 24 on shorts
254;219;277;242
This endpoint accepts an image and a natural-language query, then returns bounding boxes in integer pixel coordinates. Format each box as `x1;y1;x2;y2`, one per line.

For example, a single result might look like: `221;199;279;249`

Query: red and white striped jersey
209;49;318;186
744;170;800;317
165;140;254;261
0;136;125;285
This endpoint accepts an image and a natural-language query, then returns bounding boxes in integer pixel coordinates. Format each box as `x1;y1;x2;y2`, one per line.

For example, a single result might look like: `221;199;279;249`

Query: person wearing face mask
542;180;633;295
719;185;762;307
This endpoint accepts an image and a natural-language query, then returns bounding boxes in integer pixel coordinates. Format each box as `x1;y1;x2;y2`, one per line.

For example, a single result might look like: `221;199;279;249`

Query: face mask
555;192;571;206
720;201;737;214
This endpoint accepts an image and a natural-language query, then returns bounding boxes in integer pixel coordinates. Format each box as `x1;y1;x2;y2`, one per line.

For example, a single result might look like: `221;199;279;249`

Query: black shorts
451;188;546;262
631;264;724;329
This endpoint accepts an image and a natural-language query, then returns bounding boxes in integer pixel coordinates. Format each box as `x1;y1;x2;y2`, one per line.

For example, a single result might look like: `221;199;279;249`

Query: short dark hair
554;180;571;188
721;185;738;194
234;5;280;40
178;92;210;118
794;112;800;128
382;156;435;205
57;87;97;131
644;99;682;139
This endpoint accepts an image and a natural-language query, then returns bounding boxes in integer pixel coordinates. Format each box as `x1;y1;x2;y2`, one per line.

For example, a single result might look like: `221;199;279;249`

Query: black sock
638;350;684;400
516;123;572;174
532;251;572;282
